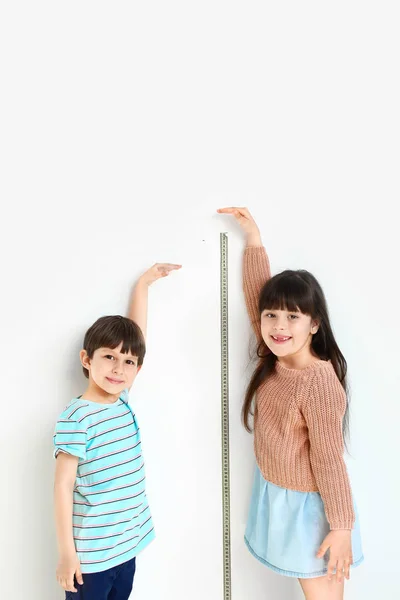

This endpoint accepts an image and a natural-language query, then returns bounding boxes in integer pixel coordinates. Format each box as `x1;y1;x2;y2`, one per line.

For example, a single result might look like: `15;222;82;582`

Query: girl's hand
139;263;182;287
56;552;83;592
217;207;261;243
317;530;353;583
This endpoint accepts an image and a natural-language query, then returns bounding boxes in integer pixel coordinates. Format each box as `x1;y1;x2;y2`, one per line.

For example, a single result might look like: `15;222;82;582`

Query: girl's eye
289;315;299;320
264;313;275;318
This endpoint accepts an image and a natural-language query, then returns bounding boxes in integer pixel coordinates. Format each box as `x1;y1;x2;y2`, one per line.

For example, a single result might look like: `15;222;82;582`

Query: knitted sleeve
302;366;355;530
242;246;271;344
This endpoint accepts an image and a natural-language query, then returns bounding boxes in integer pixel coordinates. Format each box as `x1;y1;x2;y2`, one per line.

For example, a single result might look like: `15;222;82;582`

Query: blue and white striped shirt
53;390;154;573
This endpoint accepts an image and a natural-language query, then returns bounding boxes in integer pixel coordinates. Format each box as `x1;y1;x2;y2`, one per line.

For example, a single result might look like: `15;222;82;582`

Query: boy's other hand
139;263;182;286
56;552;83;592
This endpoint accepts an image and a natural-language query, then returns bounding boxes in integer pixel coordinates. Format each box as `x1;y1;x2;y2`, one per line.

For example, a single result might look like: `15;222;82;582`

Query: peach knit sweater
243;246;355;530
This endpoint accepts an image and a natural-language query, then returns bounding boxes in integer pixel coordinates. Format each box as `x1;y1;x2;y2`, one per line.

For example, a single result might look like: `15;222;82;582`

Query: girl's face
261;308;319;359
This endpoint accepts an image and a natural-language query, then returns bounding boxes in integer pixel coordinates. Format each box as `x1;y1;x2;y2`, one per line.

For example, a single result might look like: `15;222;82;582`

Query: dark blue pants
66;558;136;600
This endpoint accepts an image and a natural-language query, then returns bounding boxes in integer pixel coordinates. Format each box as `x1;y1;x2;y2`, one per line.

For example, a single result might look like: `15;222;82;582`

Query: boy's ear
80;349;91;370
137;365;142;373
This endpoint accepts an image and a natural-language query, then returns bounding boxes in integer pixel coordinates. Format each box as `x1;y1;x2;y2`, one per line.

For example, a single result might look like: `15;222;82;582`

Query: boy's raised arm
128;263;181;340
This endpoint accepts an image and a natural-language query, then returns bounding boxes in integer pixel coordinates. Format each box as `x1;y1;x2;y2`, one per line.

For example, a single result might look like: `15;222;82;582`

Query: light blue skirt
245;466;364;578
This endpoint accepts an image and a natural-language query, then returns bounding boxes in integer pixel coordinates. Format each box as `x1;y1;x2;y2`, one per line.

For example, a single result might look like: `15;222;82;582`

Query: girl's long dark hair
242;269;349;444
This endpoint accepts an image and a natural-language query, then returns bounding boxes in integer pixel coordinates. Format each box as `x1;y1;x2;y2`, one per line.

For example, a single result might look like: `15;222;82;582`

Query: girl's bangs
259;272;315;316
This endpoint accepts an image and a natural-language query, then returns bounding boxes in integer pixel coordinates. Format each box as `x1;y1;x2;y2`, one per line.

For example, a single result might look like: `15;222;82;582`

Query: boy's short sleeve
53;417;88;460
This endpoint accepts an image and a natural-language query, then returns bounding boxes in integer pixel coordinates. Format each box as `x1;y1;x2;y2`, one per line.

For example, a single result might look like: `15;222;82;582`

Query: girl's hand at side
317;530;353;583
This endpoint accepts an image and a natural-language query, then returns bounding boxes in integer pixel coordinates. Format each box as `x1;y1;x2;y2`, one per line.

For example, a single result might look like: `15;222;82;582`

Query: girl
217;207;363;600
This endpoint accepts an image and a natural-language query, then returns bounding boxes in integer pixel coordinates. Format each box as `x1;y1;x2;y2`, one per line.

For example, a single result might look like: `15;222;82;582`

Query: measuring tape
220;233;231;600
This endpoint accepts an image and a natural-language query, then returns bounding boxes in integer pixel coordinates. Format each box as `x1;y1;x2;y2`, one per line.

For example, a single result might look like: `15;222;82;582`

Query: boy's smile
105;376;125;385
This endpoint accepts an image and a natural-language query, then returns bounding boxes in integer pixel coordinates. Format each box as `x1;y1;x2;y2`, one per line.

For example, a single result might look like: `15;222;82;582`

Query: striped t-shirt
53;389;155;574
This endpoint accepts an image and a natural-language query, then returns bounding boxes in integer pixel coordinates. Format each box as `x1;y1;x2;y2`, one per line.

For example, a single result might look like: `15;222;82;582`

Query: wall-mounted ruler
220;233;231;600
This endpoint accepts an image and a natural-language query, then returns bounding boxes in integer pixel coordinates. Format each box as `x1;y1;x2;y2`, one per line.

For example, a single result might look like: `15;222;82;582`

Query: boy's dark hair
82;315;146;378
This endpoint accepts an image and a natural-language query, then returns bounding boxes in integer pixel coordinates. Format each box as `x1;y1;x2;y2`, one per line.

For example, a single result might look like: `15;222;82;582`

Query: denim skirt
244;465;364;578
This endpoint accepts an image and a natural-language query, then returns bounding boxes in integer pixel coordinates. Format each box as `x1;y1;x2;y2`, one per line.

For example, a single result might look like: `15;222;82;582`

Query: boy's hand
217;207;261;245
317;530;353;583
56;552;83;592
139;263;182;286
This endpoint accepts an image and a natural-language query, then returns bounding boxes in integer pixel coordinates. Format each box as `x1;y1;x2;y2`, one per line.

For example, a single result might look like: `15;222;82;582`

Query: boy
53;262;181;599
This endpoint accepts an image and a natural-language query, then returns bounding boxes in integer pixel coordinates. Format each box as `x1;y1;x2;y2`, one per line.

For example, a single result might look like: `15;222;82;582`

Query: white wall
1;2;399;599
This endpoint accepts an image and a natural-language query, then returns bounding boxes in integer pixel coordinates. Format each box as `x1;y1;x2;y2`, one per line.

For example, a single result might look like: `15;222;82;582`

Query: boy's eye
289;315;299;320
126;360;136;366
105;355;115;360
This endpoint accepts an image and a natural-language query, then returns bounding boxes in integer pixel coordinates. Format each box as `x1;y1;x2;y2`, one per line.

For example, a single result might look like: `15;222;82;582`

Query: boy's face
80;343;141;395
